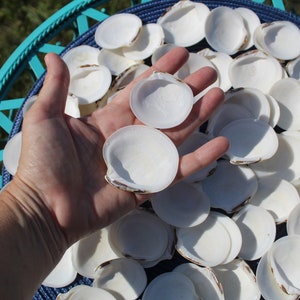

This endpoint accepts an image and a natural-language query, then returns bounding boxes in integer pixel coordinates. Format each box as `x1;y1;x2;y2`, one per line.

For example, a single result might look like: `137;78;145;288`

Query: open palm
16;47;229;245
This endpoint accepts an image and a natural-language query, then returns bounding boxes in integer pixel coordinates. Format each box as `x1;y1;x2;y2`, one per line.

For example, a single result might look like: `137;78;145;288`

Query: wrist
0;178;67;299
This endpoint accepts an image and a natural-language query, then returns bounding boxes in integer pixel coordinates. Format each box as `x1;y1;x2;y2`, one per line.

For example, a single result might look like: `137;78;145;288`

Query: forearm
0;178;67;299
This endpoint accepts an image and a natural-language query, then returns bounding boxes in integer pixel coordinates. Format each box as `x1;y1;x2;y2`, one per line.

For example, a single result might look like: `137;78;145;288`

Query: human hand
11;47;229;246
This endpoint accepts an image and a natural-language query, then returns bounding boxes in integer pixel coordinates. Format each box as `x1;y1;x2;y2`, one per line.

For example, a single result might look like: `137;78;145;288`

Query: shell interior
249;177;300;224
94;13;142;49
173;263;224;299
232;204;276;261
213;259;261;300
93;257;147;299
71;227;119;279
219;118;279;165
130;72;194;129
157;0;210;47
42;247;77;288
103;125;179;193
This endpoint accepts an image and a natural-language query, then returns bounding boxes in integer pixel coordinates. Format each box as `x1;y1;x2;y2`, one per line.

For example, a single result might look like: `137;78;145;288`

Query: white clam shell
213;211;242;265
235;7;261;50
201;159;258;213
286;55;300;80
69;64;112;105
142;271;198;300
269;78;300;131
157;0;210;47
253;21;300;60
256;252;297;300
98;48;141;76
108;209;169;262
174;52;219;102
229;50;284;93
122;23;164;60
71;227;119;279
150;180;210;228
3;131;22;176
251;132;300;182
103;125;179;193
176;211;233;267
225;88;272;123
213;259;261;300
130;72;194;129
111;63;150;92
93;257;147;299
141;219;175;268
269;235;300;295
206;102;253;138
249;177;300;224
151;43;178;65
173;263;224;300
95;13;142;49
265;94;281;128
177;131;217;182
287;203;300;236
42;247;77;288
232;204;276;261
205;6;248;55
62;45;100;74
198;48;233;92
57;285;117;300
219;118;278;165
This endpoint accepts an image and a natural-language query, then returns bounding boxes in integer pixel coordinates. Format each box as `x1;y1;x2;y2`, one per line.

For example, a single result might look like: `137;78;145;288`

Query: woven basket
2;0;300;299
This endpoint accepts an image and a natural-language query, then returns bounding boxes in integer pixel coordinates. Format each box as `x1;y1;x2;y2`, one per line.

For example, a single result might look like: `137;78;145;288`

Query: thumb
28;53;70;120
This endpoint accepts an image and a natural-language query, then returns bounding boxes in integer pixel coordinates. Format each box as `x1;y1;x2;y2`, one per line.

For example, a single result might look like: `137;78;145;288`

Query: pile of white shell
3;1;300;299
